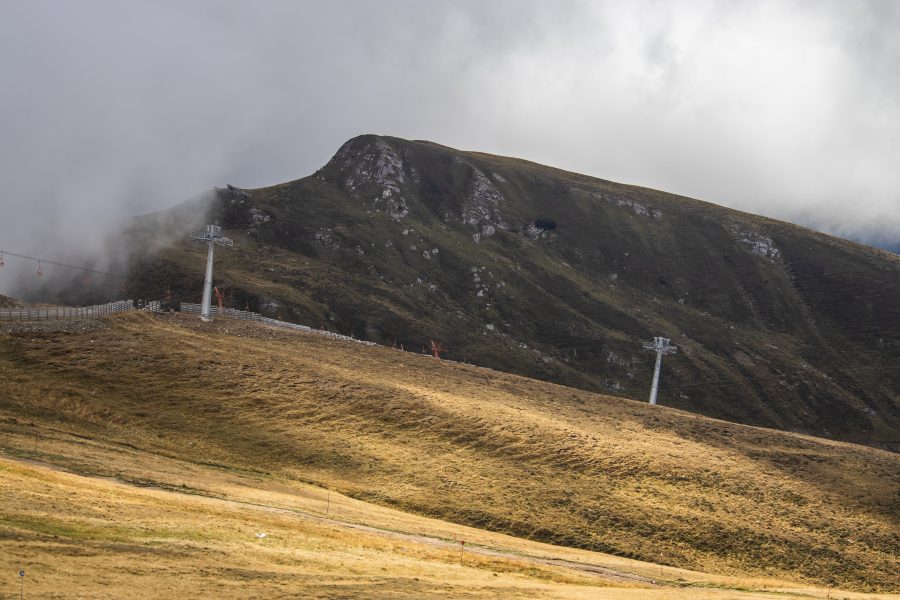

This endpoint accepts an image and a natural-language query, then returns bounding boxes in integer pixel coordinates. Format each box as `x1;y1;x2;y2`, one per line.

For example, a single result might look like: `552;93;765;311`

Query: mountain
1;313;897;592
107;135;900;448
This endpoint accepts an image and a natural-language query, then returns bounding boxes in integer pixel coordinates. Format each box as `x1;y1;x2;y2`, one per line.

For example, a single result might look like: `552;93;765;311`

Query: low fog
1;0;899;296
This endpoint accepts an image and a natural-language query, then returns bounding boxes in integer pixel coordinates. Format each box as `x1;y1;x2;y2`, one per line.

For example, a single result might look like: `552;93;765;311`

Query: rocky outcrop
331;137;410;221
727;224;781;261
458;161;507;242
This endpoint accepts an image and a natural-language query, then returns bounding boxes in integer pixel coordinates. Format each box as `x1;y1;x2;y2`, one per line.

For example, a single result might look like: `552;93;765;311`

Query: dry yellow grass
0;442;890;599
0;456;616;599
1;313;898;596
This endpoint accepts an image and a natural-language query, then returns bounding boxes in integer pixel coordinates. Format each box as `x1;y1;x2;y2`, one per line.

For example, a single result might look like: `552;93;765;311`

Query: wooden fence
180;302;376;345
0;299;374;347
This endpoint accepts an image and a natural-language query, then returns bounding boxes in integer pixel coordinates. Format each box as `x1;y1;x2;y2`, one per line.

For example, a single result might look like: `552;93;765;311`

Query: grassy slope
104;135;900;449
2;448;886;599
0;453;647;599
1;314;897;593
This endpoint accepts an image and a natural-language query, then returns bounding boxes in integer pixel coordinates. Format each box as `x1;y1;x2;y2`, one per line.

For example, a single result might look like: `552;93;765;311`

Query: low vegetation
1;313;897;595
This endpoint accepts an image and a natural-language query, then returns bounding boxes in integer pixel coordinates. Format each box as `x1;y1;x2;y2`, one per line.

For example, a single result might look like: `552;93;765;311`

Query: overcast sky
1;0;899;265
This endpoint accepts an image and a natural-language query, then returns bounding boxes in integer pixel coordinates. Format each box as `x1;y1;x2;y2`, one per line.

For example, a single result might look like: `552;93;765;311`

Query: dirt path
305;511;660;586
10;451;660;587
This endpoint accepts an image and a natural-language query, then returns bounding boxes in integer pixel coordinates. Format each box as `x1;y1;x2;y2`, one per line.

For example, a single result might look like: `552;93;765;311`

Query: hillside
1;313;897;593
4;455;768;599
35;135;900;448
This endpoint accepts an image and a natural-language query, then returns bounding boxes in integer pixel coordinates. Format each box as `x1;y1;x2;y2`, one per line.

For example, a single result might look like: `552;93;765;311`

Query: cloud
0;0;897;292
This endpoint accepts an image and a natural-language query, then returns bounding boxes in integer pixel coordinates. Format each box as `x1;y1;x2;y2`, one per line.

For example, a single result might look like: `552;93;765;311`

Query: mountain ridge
410;135;900;258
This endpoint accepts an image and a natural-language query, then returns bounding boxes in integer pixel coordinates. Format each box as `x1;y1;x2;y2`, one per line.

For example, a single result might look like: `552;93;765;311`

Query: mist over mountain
2;1;899;276
871;241;900;255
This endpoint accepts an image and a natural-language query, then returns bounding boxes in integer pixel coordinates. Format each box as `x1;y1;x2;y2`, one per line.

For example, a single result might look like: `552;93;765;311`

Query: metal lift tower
190;224;233;322
643;337;677;405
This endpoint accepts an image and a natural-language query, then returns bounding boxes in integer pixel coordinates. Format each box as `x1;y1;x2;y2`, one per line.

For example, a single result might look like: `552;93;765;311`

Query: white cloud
0;0;897;280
